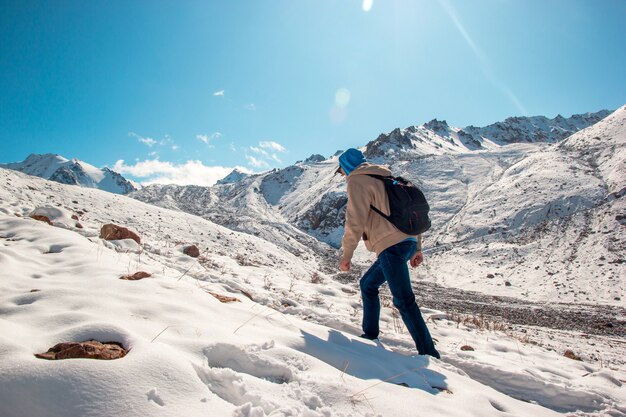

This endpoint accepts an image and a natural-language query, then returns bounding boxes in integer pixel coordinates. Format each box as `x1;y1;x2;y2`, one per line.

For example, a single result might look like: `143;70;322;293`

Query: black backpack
366;174;431;235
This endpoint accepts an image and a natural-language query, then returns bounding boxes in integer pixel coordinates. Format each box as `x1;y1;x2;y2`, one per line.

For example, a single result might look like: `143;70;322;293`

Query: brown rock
460;345;475;351
71;215;79;221
100;224;141;244
75;222;84;229
30;214;52;225
35;340;127;360
208;292;241;303
563;349;582;361
120;271;152;280
183;245;200;258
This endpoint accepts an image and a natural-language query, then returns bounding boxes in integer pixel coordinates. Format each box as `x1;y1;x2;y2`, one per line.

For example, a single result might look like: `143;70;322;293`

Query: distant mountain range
0;153;136;194
128;106;625;305
364;110;612;158
0;106;623;305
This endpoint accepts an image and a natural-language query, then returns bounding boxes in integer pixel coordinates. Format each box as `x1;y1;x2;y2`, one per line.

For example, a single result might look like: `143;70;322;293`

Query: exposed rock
208;292;241;303
563;349;582;361
183;245;200;258
364;128;414;159
75;222;83;229
304;154;326;163
35;340;127;360
29;214;52;225
120;271;152;280
486;273;495;279
71;214;79;221
460;345;475;351
505;281;512;287
423;119;451;136
100;223;141;244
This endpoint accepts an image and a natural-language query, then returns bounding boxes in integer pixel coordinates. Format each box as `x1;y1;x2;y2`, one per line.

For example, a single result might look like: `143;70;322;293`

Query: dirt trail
412;281;626;337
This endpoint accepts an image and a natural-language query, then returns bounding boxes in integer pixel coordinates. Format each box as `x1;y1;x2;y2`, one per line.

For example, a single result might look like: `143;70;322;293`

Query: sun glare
335;88;351;108
362;0;373;12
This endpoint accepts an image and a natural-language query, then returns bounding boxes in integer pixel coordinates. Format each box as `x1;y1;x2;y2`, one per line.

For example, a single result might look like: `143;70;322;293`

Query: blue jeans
360;240;440;358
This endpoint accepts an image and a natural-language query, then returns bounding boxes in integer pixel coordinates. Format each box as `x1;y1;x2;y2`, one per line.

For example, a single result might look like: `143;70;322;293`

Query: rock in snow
35;340;128;360
100;223;141;244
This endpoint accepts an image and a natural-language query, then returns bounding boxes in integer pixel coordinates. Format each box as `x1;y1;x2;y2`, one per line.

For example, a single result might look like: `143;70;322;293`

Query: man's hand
339;259;351;272
410;251;423;268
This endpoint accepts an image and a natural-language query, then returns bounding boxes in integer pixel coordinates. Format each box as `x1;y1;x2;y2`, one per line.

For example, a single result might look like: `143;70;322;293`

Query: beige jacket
340;163;422;263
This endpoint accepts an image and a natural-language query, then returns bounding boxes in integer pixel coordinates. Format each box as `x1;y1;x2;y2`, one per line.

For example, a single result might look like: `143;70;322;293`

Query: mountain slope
1;165;625;417
131;107;625;306
1;153;136;194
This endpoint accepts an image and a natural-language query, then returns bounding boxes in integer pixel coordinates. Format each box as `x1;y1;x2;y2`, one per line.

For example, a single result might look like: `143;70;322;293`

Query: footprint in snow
146;388;165;406
202;343;294;384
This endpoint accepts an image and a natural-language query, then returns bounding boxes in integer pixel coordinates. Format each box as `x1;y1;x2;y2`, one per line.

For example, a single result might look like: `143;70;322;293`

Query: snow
1;106;625;416
1;164;625;416
0;153;135;194
0;153;69;179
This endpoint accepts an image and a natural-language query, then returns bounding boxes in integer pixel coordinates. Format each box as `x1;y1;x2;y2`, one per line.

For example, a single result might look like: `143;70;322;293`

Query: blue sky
1;0;625;185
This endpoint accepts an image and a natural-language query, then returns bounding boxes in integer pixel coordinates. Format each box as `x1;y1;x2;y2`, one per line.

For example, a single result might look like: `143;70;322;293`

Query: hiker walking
337;148;440;359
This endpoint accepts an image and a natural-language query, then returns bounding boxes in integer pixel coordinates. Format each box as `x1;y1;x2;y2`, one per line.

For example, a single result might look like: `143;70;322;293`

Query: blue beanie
338;148;366;175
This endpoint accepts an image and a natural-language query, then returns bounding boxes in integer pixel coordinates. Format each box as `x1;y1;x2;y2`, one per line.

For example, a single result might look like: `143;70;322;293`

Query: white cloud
129;132;157;147
246;140;287;168
112;159;240;186
250;146;269;158
259;141;287;153
245;103;257;111
130;132;180;150
229;143;237;152
197;132;222;147
213;90;225;96
159;135;174;146
245;155;269;168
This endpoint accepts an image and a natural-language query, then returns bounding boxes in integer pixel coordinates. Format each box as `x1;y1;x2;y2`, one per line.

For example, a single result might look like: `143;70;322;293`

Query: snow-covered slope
216;168;251;185
1;153;136;194
131;107;623;306
420;106;625;303
1;167;625;417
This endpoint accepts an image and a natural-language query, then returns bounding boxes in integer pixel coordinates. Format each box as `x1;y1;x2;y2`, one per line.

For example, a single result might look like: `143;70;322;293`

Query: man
337;148;440;359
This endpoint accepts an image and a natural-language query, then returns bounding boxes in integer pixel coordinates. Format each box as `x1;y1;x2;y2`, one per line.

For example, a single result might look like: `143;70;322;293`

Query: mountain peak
216;168;250;185
0;153;135;194
304;154;326;163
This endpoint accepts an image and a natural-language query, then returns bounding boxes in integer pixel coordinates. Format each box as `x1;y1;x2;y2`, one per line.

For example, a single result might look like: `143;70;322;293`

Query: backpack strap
365;174;392;221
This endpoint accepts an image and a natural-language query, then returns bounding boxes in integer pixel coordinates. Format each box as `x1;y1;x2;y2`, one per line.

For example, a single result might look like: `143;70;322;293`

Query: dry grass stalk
208;292;241;303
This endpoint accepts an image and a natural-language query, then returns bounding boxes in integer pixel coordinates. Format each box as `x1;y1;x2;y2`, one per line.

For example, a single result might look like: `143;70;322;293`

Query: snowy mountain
1;157;625;417
131;107;625;307
364;109;611;159
0;153;136;194
216;168;251;185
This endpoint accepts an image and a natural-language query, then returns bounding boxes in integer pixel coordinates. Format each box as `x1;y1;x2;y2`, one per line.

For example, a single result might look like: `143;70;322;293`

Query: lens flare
335;88;351;108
